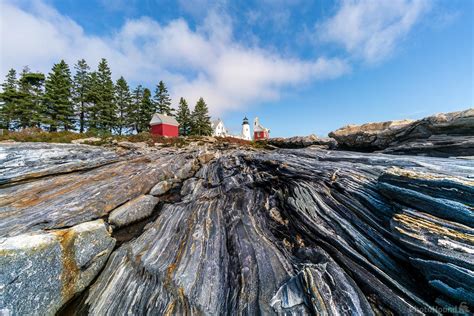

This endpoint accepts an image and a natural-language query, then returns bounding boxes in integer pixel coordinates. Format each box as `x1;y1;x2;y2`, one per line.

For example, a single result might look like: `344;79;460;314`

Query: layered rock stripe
0;141;473;315
329;108;474;157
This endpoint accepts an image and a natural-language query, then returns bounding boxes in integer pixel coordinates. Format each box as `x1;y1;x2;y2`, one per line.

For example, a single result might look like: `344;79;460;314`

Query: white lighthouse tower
241;117;251;140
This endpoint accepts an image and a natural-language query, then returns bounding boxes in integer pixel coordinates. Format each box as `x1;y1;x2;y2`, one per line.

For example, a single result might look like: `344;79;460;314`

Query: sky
0;0;472;137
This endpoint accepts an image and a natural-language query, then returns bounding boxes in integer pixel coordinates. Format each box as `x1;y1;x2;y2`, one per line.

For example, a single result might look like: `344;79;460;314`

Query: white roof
150;113;179;126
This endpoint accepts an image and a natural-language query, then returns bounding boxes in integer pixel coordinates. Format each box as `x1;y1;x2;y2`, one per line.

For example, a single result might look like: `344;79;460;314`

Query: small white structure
211;118;228;137
241;117;251;140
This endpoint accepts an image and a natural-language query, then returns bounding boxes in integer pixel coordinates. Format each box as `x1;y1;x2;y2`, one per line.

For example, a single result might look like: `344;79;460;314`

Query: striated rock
329;119;414;150
0;142;124;185
108;195;159;228
329;109;474;157
0;219;115;316
271;247;374;315
268;134;337;149
1;142;473;314
0;146;202;237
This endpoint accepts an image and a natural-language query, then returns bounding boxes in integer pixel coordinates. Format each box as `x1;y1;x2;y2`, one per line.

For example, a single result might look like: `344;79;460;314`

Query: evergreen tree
0;69;19;130
191;97;212;136
137;88;154;133
16;67;45;129
85;71;101;131
176;97;191;136
114;76;131;135
44;60;74;131
73;59;90;133
95;58;116;132
128;85;144;133
154;81;174;116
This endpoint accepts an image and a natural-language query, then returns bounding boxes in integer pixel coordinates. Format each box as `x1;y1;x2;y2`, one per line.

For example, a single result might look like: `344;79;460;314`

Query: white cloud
317;0;430;63
0;0;349;115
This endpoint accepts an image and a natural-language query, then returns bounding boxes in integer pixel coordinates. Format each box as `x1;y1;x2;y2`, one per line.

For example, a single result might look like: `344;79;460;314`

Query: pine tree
85;71;101;131
73;59;90;133
96;58;116;132
128;85;144;133
44;60;74;131
176;97;191;136
114;76;131;135
0;69;19;130
191;97;212;136
16;67;45;129
154;81;174;116
140;88;155;132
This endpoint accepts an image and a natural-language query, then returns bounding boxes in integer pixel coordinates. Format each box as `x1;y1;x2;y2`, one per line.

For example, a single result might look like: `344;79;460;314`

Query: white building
211;118;228;137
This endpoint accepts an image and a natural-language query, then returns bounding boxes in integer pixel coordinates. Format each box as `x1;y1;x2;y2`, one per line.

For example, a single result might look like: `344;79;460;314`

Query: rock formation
329;109;474;157
268;134;337;149
0;137;473;315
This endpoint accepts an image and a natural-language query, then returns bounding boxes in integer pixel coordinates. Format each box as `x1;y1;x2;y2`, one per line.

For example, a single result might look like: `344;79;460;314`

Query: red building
150;113;179;137
253;117;270;140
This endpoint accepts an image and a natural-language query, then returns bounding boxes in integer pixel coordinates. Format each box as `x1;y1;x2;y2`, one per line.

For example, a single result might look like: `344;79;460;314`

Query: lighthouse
241;117;251;140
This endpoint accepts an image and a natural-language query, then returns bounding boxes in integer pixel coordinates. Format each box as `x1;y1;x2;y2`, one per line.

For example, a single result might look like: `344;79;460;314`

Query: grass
0;128;271;149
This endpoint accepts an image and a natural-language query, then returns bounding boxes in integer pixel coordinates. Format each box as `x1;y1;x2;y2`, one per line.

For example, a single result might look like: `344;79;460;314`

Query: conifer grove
0;58;212;136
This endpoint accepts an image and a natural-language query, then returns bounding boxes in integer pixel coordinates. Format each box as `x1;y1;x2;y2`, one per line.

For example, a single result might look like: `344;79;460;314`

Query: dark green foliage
176;97;192;136
85;71;100;131
154;81;174;116
128;85;144;133
138;88;154;133
96;58;116;132
191;97;212;136
85;58;116;133
128;86;156;134
114;76;132;135
44;60;74;131
73;59;90;133
0;69;18;130
16;68;45;129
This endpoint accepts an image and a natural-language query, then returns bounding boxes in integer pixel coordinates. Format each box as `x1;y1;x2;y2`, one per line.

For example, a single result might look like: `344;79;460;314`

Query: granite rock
329;109;474;157
0;219;115;316
268;134;337;149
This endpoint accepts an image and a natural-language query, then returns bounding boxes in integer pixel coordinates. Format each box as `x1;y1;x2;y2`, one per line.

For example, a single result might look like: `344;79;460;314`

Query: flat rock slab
0;219;115;316
0;142;124;185
0;148;201;237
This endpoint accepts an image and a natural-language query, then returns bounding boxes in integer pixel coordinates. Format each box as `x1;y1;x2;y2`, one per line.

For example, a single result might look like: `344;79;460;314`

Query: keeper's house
150;114;179;137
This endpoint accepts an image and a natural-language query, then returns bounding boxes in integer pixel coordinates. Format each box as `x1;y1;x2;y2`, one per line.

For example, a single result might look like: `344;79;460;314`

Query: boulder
0;219;115;316
329;109;474;157
108;195;159;228
117;141;148;150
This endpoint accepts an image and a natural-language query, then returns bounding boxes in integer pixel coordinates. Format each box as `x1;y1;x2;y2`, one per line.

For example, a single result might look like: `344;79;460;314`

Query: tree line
0;58;212;136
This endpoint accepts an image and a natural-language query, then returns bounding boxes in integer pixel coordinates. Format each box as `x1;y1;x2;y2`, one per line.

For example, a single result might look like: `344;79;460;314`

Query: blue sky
1;0;472;136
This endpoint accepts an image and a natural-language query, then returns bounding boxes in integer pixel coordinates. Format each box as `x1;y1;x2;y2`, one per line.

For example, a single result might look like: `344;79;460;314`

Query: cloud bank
0;0;429;114
317;0;430;63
